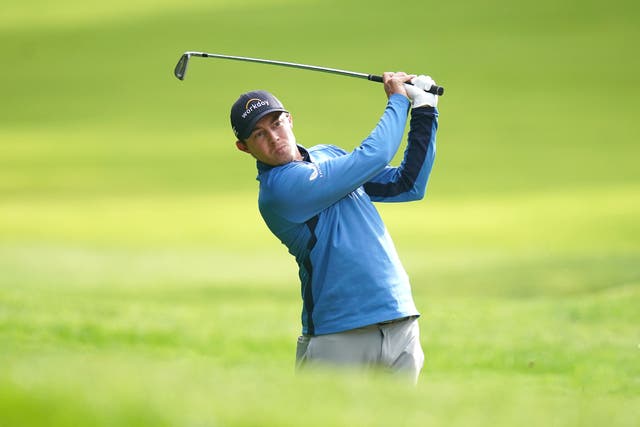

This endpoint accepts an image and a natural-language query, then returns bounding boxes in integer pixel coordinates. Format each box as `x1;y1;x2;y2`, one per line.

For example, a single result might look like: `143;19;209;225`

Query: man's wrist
389;93;411;104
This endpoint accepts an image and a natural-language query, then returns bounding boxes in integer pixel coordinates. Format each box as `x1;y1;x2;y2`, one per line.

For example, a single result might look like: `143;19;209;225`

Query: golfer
230;72;439;383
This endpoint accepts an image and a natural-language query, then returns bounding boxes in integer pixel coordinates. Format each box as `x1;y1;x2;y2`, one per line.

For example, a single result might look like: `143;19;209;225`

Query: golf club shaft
175;51;445;96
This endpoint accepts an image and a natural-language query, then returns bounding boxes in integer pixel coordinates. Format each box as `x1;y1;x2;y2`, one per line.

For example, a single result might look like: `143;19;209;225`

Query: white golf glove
404;75;438;108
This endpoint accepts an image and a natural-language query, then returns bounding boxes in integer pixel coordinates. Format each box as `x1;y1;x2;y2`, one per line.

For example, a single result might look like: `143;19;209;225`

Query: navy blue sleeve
363;106;438;202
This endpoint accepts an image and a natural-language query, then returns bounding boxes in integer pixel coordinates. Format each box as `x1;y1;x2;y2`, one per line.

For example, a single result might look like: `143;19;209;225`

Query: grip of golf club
368;74;444;96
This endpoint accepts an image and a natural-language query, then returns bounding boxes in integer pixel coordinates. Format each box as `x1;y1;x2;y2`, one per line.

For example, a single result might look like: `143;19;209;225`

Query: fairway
1;0;639;426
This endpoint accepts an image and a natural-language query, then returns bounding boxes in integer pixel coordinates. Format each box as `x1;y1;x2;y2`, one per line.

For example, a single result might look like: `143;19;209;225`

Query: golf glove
404;75;438;108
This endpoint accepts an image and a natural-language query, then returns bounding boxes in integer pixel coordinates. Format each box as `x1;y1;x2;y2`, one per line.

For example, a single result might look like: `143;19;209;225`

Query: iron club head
174;53;191;80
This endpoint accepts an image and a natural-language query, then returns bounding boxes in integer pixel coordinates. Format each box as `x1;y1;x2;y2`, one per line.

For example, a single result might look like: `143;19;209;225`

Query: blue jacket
256;94;438;335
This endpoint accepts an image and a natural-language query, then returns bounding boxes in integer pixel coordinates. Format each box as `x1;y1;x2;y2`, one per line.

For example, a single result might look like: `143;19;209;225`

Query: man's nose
266;128;280;142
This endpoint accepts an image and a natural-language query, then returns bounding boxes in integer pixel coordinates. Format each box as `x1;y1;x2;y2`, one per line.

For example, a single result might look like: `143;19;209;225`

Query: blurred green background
1;0;639;426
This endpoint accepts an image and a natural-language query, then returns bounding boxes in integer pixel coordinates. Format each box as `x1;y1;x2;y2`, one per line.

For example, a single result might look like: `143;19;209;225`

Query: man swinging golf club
230;72;439;383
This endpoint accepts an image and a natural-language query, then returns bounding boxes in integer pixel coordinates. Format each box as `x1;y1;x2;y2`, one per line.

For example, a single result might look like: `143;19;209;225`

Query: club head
174;53;190;80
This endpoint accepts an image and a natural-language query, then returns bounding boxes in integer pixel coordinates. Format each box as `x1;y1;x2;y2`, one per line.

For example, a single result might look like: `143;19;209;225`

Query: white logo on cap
241;98;269;119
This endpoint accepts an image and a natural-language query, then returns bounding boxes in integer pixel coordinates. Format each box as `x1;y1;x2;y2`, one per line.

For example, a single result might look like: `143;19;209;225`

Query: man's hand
404;75;438;108
383;72;415;99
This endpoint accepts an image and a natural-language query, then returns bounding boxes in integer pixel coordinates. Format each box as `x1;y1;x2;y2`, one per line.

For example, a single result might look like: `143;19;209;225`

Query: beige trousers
295;316;424;384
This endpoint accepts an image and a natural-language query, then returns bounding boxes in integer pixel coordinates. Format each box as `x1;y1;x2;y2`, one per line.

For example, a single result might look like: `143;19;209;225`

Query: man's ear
236;140;250;153
288;112;293;129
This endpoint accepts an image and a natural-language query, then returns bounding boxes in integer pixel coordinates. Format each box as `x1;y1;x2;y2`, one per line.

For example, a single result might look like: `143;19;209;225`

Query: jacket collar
256;145;310;175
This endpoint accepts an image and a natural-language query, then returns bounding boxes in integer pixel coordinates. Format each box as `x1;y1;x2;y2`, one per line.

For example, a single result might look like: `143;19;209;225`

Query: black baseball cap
230;90;288;140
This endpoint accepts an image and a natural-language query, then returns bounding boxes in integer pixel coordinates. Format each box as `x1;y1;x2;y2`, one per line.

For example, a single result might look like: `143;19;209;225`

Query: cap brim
240;108;288;140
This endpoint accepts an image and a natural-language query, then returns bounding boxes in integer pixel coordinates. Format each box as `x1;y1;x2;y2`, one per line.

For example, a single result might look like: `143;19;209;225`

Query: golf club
174;51;445;96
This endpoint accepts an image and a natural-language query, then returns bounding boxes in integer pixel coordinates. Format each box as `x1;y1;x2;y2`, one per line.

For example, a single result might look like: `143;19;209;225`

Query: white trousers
295;316;424;384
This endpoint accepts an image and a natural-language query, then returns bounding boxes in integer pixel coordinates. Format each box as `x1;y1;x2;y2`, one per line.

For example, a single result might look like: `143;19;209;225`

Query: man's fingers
399;73;417;83
383;71;420;99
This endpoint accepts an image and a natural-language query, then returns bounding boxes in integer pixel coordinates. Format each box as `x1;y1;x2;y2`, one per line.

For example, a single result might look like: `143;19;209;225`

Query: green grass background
1;0;639;425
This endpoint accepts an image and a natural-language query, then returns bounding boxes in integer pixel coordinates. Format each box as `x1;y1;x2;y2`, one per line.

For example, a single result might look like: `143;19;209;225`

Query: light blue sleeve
259;94;411;223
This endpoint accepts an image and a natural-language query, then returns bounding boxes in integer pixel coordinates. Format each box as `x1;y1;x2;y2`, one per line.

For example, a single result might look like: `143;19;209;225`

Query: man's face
236;112;301;166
